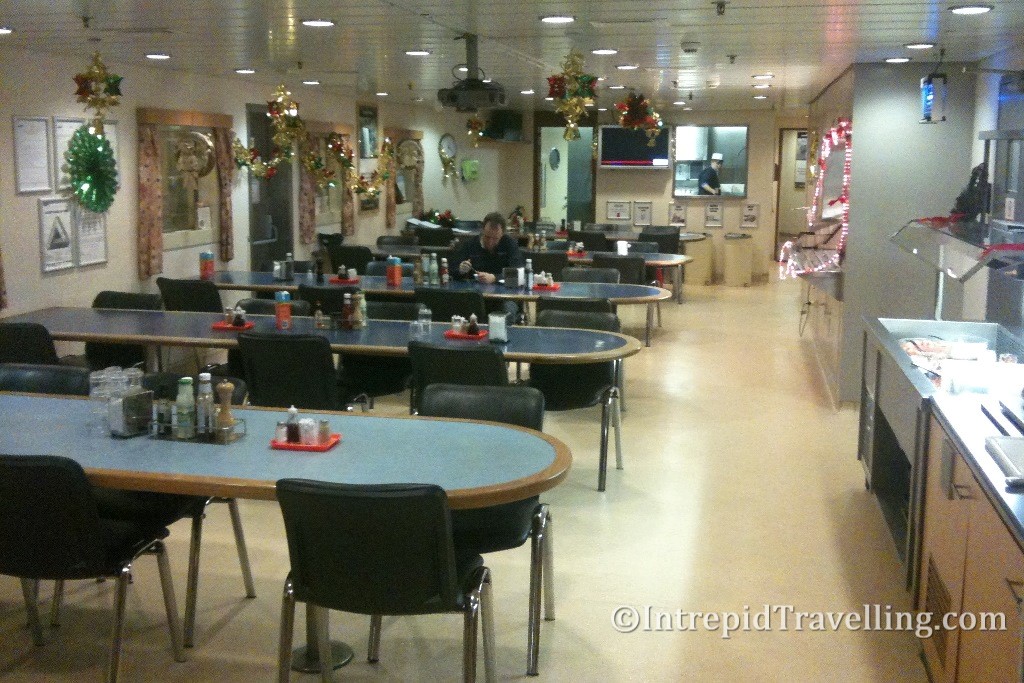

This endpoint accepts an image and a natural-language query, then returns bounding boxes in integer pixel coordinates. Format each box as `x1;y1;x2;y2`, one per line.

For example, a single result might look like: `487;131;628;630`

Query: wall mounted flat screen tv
598;125;670;169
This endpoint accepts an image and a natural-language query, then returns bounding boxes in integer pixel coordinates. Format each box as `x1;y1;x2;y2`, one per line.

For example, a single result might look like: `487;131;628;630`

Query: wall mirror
672;125;749;197
161;125;219;247
357;105;379;159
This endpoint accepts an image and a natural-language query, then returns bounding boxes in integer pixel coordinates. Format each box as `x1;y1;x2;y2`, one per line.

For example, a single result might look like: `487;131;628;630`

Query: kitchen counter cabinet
800;272;843;406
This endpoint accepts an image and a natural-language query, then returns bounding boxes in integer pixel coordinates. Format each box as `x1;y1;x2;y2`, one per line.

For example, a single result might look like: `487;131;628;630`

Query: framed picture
669;200;687;227
53;117;86;190
740;202;760;229
196;204;213;231
76;207;108;266
606;200;631;221
38;197;74;272
105;120;121;178
14;116;53;193
704;201;723;228
633;201;653;227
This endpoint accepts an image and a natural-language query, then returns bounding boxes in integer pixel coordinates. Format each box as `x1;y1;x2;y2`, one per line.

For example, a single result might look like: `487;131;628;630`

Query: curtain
212;128;235;261
136;124;164;280
384;147;397;231
297;132;317;245
0;247;7;310
412;140;425;218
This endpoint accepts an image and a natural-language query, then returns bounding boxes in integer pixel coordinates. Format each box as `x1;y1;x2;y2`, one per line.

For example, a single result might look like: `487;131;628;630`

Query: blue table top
567;251;691;266
4;307;642;364
210;272;670;304
0;394;571;508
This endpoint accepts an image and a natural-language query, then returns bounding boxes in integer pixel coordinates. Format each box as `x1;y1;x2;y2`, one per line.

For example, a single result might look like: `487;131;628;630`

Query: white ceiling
0;0;1021;112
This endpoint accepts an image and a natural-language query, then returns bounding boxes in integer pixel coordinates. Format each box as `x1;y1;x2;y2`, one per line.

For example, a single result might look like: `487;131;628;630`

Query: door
246;103;293;272
775;128;808;257
533;112;595;228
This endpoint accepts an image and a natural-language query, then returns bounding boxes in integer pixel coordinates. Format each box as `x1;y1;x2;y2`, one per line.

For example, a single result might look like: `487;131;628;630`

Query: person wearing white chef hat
698;152;724;195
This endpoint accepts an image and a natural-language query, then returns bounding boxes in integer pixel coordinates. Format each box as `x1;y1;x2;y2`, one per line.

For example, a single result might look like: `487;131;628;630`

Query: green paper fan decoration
65;125;118;213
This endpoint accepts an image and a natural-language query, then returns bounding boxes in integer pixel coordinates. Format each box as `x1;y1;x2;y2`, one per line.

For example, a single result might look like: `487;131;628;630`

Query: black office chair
529;310;623;491
559;266;620;284
579;232;611;252
0;322;61;365
296;284;360;316
156;277;223;313
415;225;455;247
326;244;375;275
237;332;343;410
524;251;569;280
419;384;553;676
0;455;185;681
365;260;414;277
376;234;419;248
337;301;420;408
276;480;494;682
639;231;681;254
544;239;570;252
233;297;311;317
593;253;661;328
414;287;487;323
0;362;90;395
407;340;508;413
84;291;165;370
626;241;659;254
535;297;614;315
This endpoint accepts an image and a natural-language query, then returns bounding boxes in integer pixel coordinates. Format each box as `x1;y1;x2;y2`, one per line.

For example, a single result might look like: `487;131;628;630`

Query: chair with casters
559;266;620;284
234;297;311;317
325;244;375;275
0;362;90;396
0;455;186;682
155;277;223;313
407;340;508;413
365;260;414;277
419;383;553;676
529;310;624;491
276;480;494;682
336;301;420;408
535;297;614;316
524;251;569;280
414;287;487;323
0;322;62;365
85;291;165;370
237;332;345;411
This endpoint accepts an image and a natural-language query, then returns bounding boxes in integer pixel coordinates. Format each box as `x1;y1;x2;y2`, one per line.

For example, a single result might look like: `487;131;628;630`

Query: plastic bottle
232;305;246;327
420;253;430;282
354;291;367;329
285;252;294;279
314;256;325;284
429;253;440;285
195;372;215;439
467;313;479;335
275;290;292;330
440;258;450;285
341;293;354;330
525;258;534;290
175;377;196;440
286;405;300;443
313;302;327;329
413;257;424;285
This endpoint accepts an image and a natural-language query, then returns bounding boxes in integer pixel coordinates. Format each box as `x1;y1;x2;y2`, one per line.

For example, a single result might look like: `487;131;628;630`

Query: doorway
533;112;595;228
775;128;808;258
246;103;293;271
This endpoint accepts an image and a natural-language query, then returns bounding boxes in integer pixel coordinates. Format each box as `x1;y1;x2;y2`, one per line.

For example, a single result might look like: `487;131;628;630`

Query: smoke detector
681;41;700;54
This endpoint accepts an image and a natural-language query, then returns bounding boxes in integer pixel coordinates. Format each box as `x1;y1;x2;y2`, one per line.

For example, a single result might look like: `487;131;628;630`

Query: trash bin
681;233;712;286
723;232;753;287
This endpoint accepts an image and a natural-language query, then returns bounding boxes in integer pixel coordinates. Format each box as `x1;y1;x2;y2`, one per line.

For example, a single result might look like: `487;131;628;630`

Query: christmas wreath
65;125;118;213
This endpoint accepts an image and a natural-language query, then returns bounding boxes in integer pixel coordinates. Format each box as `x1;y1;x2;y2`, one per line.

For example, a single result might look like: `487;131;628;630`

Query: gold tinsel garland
547;50;597;141
325;133;393;198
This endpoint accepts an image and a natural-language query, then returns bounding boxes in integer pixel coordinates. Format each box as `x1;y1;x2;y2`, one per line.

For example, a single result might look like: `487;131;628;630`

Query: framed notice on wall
606;200;631;221
740;202;760;229
633;201;653;227
76;208;108;266
14;116;53;194
38;197;74;272
669;200;687;228
704;201;723;228
53;117;86;190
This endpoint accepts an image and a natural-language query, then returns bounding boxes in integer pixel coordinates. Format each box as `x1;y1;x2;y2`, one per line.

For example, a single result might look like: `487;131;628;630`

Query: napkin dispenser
488;313;508;342
616;240;629;255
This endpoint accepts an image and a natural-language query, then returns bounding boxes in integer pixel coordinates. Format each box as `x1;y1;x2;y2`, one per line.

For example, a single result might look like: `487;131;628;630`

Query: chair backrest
524;251;569;279
545;239;569;252
366;300;421;321
415;226;455;247
276;480;462;614
536;309;621;333
317;233;344;251
414;287;486;322
639;231;681;254
156;277;223;313
326;245;375;275
0;363;90;396
419;384;544;431
579;232;610;252
86;291;164;370
408;340;507;411
296;284;359;316
535;297;614;315
453;219;482;233
365;260;414;277
559;266;620;284
234;297;311;317
640;225;679;235
0;455;108;580
627;241;659;254
376;234;418;248
592;254;647;285
237;332;340;410
531;310;619;410
0;323;61;365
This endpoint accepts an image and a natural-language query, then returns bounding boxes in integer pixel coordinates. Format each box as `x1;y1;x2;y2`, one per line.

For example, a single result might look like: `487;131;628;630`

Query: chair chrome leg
614;359;626;413
598;388;612;492
107;565;132;683
226;498;257;599
278;577;296;683
480;569;496;683
153;541;187;663
50;579;64;628
21;578;44;646
463;573;482;683
645;303;653;347
542;511;555;622
183;511;204;648
315;606;334;683
611;388;623;470
368;615;382;663
528;505;553;676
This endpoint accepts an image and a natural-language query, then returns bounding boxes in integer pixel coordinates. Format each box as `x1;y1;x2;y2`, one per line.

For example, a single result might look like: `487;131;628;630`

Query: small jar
275;421;288;443
298;418;318;445
224;307;234;323
318;419;331;444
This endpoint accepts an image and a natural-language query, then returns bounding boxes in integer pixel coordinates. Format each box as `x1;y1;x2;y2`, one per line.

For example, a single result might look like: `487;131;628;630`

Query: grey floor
0;278;926;681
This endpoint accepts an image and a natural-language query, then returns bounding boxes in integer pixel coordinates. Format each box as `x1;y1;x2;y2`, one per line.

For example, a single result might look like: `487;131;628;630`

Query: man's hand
459;259;473;274
477;272;497;284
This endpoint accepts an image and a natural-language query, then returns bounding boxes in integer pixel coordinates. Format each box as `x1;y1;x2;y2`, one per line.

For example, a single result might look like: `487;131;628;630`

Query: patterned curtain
384;147;397;231
0;247;7;310
297;132;317;245
137;124;164;280
212;128;235;261
412;140;425;218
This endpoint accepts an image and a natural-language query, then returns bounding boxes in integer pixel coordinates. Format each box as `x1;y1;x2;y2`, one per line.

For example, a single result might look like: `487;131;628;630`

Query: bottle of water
525;258;534;290
195;372;215;439
175;377;196;440
429;254;440;285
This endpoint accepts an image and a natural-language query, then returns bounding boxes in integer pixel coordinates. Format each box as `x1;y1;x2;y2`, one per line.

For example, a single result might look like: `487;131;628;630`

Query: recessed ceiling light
235;68;256;75
405;50;430;56
303;80;321;85
584;102;594;107
376;92;388;96
482;78;492;83
683;106;693;111
301;19;335;27
905;42;935;49
146;53;170;60
545;96;555;101
521;89;535;95
752;73;774;80
597;76;607;81
885;57;911;63
949;4;992;15
608;85;625;90
0;26;13;35
753;83;771;89
598;108;608;112
753;95;768;100
413;97;425;102
458;66;468;72
616;64;639;70
592;49;618;55
540;15;575;24
673;100;686;105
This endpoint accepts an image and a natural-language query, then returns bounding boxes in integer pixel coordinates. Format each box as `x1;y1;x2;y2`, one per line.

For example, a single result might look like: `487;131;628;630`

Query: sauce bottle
275;290;292;330
175;377;196;440
440;258;450;285
341;293;354;330
286;405;300;443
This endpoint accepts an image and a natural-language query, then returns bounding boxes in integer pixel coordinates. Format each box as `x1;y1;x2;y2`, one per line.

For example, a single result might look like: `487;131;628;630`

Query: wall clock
397;138;421;169
438;133;458;161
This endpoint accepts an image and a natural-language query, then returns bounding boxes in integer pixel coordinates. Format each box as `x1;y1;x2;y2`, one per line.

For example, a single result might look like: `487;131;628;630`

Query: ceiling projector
437;33;507;112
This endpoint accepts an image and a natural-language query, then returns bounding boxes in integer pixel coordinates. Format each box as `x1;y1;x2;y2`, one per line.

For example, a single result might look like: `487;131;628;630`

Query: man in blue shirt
453;211;524;283
697;152;723;195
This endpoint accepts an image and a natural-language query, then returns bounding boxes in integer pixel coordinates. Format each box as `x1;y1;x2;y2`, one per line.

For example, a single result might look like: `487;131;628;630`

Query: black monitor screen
599;126;670;169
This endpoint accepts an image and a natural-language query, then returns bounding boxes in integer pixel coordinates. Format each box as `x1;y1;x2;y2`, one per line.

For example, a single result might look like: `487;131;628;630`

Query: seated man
452;211;523;321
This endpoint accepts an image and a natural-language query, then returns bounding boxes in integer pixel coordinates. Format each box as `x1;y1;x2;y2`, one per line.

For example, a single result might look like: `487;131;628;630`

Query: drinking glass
88;370;110;434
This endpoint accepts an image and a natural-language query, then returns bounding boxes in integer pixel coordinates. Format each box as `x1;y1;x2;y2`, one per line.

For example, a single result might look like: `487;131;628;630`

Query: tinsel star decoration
547;50;597;141
466;116;485;148
615;91;663;146
73;52;122;135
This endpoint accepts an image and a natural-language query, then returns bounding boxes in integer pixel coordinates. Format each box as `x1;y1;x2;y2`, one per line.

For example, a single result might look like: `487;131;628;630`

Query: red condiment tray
211;321;255;331
566;251;585;258
532;283;561;291
271;433;341;452
328;277;360;285
444;329;488;341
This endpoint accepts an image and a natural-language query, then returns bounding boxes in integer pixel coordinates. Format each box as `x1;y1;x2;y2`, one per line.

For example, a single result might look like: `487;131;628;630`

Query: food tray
532;283;561;291
328;277;360;285
444;329;488;341
271;433;341;452
212;321;255;331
